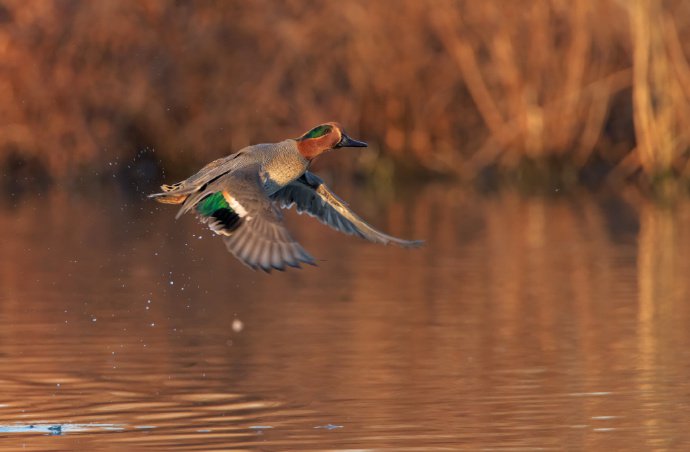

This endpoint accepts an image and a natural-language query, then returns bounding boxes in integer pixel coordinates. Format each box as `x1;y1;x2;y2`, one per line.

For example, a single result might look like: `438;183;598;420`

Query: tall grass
630;0;690;177
0;0;689;187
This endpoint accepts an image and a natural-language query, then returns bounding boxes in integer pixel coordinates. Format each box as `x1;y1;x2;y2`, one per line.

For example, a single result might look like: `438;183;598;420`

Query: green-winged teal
149;122;422;271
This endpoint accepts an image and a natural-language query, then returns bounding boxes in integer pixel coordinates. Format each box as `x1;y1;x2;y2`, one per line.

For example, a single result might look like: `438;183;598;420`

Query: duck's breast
257;140;309;194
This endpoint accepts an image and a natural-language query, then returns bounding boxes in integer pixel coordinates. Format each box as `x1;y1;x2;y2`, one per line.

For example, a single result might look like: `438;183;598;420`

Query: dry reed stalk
630;0;690;177
463;69;632;178
431;0;628;177
0;0;689;185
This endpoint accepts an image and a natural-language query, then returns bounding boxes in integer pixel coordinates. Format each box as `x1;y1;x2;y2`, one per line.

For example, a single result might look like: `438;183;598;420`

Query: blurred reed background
1;0;689;191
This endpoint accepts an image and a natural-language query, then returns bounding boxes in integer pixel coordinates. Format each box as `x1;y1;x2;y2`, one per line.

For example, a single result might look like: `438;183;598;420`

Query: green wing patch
196;192;242;235
197;192;231;216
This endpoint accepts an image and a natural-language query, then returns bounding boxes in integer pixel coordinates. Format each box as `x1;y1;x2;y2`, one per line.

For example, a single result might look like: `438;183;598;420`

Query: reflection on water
1;185;690;450
0;424;124;435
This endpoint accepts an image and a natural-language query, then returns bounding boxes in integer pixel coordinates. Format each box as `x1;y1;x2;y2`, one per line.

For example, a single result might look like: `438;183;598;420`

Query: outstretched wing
271;172;423;247
185;164;315;272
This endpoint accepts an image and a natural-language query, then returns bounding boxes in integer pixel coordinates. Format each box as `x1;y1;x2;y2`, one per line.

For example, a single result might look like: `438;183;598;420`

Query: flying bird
149;122;422;271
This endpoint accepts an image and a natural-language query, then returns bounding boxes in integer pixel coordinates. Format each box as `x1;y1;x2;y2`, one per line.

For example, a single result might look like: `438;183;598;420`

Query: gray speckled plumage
149;124;422;272
163;139;308;203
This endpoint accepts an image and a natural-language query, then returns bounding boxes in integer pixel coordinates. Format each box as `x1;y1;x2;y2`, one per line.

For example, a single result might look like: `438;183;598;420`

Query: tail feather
148;192;189;204
149;181;201;205
175;188;214;219
150;181;220;218
161;183;182;192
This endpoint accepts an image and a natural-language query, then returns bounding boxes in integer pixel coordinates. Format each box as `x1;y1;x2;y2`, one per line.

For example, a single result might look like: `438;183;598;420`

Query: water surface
1;185;689;450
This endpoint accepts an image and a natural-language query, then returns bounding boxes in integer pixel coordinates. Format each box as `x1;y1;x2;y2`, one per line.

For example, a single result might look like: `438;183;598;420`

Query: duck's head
296;122;367;160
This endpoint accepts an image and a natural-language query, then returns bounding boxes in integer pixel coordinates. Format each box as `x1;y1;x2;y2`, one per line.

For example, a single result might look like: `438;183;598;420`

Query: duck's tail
148;183;191;205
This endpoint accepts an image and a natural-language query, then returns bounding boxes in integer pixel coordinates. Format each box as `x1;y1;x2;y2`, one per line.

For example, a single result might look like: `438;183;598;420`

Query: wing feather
272;172;423;248
188;164;315;271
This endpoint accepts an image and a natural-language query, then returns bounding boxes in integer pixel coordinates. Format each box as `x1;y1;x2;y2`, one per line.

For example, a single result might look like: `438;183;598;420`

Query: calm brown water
1;184;690;450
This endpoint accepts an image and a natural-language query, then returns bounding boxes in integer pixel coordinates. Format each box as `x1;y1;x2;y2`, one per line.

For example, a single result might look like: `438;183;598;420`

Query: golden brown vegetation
0;0;689;188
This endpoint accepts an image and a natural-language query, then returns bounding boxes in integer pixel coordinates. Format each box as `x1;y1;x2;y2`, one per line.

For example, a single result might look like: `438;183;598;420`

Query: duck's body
150;122;422;271
156;139;308;202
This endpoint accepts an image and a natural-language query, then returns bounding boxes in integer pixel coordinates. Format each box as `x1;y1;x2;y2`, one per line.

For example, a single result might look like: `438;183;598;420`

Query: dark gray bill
337;133;368;148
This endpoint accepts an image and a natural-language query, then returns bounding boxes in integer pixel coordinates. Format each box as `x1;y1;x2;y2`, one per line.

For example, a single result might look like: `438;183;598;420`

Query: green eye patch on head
303;125;333;139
